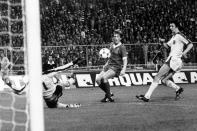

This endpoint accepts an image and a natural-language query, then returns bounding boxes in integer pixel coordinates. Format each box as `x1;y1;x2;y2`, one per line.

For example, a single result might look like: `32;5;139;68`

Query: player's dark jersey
108;43;127;69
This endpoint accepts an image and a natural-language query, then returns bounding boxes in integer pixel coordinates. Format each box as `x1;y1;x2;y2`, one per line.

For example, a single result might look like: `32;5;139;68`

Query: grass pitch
45;84;197;131
1;84;197;131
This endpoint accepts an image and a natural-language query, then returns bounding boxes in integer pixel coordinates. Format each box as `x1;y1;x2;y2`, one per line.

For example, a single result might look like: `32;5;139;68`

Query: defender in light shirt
136;20;193;102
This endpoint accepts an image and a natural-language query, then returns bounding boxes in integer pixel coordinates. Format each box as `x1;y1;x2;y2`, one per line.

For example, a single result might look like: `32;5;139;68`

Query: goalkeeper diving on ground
0;56;82;108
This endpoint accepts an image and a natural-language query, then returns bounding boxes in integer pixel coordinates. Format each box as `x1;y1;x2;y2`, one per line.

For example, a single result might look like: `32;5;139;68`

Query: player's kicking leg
95;76;114;102
136;64;170;102
136;65;184;102
99;69;115;103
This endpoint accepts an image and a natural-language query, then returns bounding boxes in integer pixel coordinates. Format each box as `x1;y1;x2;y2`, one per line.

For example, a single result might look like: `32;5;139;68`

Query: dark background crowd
0;0;197;72
40;0;197;66
40;0;196;45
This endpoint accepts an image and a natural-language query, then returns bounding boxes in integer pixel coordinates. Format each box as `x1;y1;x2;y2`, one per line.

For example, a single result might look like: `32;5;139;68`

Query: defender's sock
145;82;159;99
165;80;180;91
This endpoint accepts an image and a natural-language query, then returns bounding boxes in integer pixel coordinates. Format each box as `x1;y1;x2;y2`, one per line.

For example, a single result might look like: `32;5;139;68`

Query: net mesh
0;0;29;130
0;91;29;131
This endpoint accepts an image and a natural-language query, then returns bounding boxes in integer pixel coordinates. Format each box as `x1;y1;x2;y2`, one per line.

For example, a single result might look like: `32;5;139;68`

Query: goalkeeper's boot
100;96;108;102
175;87;184;100
136;95;149;102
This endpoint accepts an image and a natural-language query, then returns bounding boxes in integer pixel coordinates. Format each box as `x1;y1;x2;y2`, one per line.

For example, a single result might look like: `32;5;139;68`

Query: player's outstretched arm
52;62;73;72
43;57;82;74
43;62;73;74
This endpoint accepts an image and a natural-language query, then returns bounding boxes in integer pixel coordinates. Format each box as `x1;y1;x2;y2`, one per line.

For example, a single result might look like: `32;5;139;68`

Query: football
99;48;111;58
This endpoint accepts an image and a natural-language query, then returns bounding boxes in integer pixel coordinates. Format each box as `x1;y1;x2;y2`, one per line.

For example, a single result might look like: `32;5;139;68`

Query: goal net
0;0;44;131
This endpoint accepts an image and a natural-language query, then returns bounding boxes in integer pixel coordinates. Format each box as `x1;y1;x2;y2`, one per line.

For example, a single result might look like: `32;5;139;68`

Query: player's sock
103;82;111;98
145;81;159;99
102;82;114;102
165;80;180;91
99;82;107;93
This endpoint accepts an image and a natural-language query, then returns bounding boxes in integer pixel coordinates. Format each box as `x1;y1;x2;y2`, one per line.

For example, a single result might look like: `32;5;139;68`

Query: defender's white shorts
166;57;183;72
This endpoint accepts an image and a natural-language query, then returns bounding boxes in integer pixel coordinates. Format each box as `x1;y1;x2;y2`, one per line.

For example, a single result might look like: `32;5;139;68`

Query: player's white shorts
166;56;183;71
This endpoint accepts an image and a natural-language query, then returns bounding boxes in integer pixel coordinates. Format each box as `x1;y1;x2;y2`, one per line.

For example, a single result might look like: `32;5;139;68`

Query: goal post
25;0;44;131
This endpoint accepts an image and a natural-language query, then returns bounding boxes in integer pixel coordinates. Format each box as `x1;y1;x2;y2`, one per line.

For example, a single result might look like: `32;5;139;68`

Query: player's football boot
136;95;149;102
101;93;115;102
108;97;115;102
110;93;114;97
175;87;184;100
100;97;107;102
101;97;114;102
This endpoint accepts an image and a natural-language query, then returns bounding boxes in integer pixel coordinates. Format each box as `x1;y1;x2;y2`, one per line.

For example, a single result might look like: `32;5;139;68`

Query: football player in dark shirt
96;29;128;102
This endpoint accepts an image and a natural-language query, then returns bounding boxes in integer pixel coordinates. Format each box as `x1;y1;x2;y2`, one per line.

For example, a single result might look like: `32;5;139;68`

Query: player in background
42;55;57;72
0;51;13;90
136;20;193;102
96;29;128;102
0;50;28;93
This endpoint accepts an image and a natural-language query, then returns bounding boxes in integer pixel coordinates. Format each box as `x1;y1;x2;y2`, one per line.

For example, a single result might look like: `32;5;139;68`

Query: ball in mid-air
99;48;111;58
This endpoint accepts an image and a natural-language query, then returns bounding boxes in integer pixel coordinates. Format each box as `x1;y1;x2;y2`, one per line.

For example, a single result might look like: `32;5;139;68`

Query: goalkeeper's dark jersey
108;43;127;69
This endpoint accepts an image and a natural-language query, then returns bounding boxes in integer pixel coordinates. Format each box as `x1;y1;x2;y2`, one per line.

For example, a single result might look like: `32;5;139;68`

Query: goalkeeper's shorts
44;85;63;108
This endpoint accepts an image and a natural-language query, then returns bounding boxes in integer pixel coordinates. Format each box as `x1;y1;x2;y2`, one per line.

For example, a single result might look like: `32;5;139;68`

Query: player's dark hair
170;20;181;29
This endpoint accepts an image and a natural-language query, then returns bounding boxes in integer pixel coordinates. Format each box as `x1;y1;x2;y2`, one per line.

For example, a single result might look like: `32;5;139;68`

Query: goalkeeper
3;57;81;109
42;58;81;108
